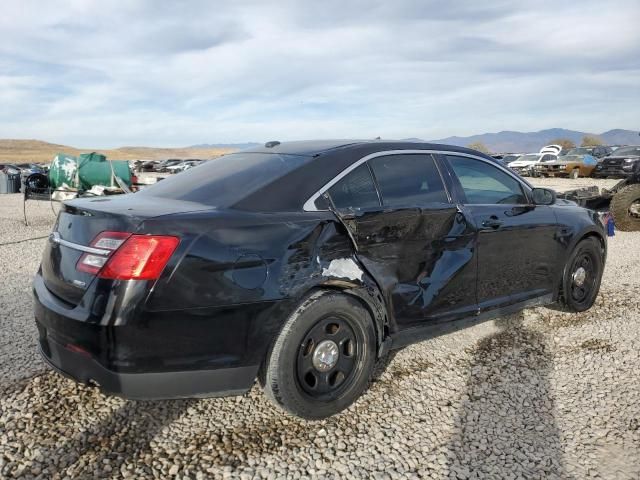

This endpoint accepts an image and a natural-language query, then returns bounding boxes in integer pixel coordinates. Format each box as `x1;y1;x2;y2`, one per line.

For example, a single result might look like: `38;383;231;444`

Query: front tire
559;237;603;312
569;168;580;179
261;291;377;419
610;184;640;232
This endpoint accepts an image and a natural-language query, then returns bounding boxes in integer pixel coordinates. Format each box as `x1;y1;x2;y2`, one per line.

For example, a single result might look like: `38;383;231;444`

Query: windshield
515;154;539;162
612;146;640;157
137;152;311;207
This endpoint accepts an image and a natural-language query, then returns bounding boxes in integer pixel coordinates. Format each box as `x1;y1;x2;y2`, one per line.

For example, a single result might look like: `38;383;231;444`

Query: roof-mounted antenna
264;141;280;148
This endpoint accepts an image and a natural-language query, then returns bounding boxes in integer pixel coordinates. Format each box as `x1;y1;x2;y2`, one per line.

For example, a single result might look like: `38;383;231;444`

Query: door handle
481;216;503;229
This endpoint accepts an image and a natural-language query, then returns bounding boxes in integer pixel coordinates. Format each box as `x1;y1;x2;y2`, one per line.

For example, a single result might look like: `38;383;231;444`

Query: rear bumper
38;337;254;400
33;273;262;399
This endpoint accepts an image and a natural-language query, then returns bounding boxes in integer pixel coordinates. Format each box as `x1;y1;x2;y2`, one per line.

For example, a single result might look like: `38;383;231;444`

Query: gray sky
1;0;639;147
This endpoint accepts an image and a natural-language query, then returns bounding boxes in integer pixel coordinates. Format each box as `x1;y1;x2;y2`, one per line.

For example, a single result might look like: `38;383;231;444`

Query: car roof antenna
264;141;280;148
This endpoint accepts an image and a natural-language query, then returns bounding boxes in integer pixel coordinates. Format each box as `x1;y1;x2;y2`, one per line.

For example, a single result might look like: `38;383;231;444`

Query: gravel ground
1;177;639;479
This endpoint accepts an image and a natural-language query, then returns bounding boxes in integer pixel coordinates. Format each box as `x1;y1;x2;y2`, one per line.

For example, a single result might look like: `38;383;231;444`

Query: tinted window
137;152;311;207
369;154;448;207
447;156;527;205
328;164;380;210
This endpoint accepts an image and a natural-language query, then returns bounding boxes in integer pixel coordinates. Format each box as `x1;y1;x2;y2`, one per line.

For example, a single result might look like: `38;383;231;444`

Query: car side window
368;154;448;207
327;163;381;211
447;155;528;205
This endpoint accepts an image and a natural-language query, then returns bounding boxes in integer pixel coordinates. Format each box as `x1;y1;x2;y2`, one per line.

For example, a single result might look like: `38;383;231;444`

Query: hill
0;139;235;164
429;128;639;153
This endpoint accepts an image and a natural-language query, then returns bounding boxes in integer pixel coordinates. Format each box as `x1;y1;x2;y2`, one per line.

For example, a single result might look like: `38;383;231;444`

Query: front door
444;155;559;311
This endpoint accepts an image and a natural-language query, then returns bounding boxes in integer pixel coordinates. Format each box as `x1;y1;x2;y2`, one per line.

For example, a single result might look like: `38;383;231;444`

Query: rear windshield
137;152;311;207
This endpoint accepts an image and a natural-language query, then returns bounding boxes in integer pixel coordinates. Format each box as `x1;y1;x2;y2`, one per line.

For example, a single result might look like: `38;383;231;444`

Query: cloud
0;0;638;147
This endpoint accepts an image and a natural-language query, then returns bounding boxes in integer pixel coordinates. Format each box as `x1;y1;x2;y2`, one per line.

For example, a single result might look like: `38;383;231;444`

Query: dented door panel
338;205;478;329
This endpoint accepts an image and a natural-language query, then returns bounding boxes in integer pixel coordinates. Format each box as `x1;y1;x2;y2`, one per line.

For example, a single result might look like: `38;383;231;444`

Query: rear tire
559;237;603;312
610;184;640;232
569;168;580;179
261;291;377;419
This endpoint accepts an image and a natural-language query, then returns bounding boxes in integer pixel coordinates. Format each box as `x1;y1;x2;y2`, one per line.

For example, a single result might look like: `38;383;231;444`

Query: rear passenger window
369;154;448;207
328;164;380;210
447;155;527;205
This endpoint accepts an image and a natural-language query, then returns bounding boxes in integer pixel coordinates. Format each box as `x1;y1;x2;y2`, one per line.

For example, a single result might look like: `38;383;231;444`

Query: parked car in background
565;146;613;159
508;145;561;176
501;154;523;164
139;160;160;172
534;153;598;179
180;159;204;171
155;159;183;172
35;140;606;419
508;152;558;176
19;163;47;175
167;159;205;173
592;146;640;178
0;164;25;176
165;160;186;173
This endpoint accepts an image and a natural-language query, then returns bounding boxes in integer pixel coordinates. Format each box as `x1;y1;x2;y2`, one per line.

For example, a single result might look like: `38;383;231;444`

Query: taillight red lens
76;231;179;280
77;231;131;275
98;235;179;280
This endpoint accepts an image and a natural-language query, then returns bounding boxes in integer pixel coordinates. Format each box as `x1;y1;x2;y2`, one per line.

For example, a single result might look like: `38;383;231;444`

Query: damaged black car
34;140;606;419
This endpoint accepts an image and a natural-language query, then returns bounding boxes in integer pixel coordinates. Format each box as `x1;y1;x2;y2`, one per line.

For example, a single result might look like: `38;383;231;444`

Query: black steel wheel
261;291;376;419
561;237;603;312
296;316;358;398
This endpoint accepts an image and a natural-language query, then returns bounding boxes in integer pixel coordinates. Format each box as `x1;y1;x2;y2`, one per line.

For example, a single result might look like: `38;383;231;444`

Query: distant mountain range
428;128;639;153
192;129;638;154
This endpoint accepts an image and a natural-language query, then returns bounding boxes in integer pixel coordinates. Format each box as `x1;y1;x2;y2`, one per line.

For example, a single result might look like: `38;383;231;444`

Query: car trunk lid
40;194;212;306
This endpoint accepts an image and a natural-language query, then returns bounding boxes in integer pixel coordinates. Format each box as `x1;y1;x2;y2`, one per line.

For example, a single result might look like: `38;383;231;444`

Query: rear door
443;155;559;310
327;153;478;328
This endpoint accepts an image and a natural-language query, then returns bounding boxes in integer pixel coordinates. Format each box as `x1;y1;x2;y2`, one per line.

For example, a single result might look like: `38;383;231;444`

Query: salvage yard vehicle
34;140;606;419
508;145;561;176
155;158;183;172
534;153;598;179
592;146;640;178
568;145;614;160
166;159;204;173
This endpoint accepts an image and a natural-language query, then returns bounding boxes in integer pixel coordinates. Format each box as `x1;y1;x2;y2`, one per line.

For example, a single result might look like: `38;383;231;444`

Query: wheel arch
293;279;390;359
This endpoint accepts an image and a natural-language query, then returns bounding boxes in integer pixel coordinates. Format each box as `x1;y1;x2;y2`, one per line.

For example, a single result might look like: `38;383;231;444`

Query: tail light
77;231;179;280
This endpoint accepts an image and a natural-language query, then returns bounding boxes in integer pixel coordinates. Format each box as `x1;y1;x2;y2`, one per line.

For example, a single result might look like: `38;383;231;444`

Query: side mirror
531;187;556;205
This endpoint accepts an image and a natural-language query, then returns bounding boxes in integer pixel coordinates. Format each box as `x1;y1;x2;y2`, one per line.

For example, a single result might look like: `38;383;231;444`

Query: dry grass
0;139;235;164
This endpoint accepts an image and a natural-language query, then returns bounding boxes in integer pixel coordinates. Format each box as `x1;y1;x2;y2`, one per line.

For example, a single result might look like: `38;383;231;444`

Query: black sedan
34;140;606;419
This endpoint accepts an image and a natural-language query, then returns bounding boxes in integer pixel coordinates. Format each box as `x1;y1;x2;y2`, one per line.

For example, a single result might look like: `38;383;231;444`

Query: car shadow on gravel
444;313;567;478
